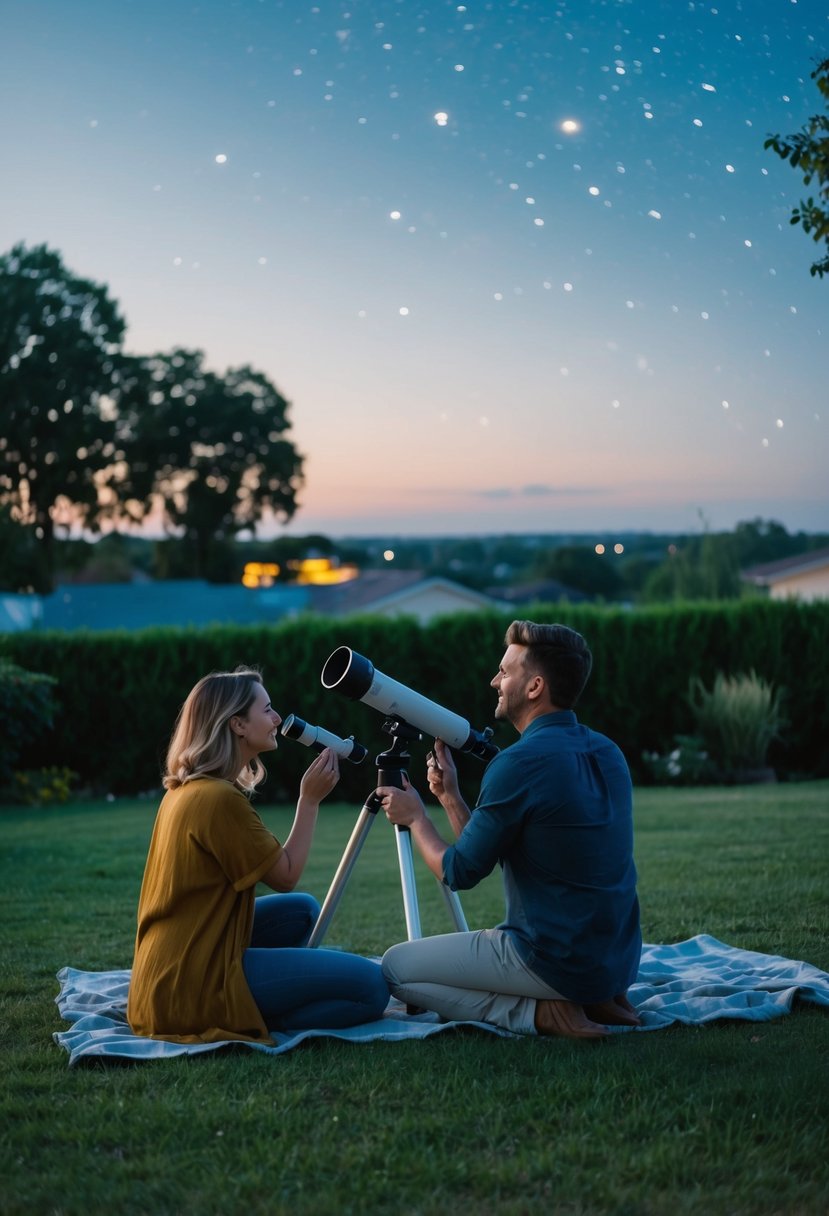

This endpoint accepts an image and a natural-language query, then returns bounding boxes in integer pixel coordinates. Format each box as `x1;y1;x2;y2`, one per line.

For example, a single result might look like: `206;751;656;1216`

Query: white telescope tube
320;647;498;761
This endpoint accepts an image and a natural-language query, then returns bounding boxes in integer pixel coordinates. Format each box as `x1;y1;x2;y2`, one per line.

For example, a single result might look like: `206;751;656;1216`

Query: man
376;620;642;1040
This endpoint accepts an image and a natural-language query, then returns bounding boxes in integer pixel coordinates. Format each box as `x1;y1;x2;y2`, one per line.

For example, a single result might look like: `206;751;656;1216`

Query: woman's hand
299;747;340;804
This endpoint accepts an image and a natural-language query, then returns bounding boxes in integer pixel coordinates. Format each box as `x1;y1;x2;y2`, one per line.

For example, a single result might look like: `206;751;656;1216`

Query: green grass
1;783;828;1216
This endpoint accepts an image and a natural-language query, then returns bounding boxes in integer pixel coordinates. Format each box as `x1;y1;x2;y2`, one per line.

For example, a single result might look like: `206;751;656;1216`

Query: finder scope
280;714;368;764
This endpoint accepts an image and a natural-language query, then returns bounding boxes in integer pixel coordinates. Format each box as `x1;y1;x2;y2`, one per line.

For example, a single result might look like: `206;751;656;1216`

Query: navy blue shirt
442;711;641;1003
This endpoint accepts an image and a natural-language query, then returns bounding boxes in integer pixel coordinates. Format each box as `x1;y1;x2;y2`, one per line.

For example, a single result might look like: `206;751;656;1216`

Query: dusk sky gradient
3;0;828;537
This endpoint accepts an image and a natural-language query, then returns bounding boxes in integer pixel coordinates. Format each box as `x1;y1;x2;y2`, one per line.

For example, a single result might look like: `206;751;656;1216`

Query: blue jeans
243;893;390;1031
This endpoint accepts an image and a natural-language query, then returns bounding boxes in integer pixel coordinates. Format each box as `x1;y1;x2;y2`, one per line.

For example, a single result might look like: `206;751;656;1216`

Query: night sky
3;0;828;537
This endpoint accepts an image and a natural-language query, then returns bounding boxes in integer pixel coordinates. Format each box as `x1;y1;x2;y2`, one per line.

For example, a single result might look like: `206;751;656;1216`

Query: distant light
454;64;464;72
614;544;624;555
595;544;606;555
383;550;395;562
534;218;545;226
693;118;703;127
762;438;769;447
648;209;662;219
722;400;730;409
588;186;600;196
390;210;401;219
701;82;717;92
726;164;735;173
560;119;580;133
434;111;449;126
776;418;784;428
563;282;573;291
611;399;621;408
399;306;410;316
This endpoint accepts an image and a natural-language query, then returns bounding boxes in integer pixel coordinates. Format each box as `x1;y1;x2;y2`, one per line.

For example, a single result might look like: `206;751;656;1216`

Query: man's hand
426;739;460;803
376;776;426;827
426;739;471;838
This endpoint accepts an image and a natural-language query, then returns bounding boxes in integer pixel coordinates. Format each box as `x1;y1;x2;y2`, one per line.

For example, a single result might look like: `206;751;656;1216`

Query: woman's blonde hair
163;667;268;793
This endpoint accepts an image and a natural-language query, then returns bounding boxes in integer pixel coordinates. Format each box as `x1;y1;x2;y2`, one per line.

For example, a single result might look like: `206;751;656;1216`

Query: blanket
53;935;829;1066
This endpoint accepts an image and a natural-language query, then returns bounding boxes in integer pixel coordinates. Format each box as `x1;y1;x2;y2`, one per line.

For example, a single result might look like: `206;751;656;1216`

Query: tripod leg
307;802;379;948
394;826;422;940
435;879;469;932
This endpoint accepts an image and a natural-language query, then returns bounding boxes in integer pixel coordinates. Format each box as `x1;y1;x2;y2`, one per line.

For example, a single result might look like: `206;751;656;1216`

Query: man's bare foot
534;999;610;1040
583;993;641;1027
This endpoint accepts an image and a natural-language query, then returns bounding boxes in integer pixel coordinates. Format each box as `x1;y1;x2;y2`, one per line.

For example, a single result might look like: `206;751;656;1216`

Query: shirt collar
521;709;578;737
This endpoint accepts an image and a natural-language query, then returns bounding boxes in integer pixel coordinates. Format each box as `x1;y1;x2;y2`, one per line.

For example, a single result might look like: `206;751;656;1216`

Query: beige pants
381;928;565;1034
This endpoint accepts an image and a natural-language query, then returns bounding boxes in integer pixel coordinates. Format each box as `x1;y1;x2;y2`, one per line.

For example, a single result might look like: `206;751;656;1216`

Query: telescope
280;714;368;764
320;647;498;762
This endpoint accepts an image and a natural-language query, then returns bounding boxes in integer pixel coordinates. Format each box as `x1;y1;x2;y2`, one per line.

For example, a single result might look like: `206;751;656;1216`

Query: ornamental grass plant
688;669;786;779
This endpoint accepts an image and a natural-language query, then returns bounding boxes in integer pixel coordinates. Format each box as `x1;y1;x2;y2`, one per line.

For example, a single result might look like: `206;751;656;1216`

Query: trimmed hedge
2;600;828;798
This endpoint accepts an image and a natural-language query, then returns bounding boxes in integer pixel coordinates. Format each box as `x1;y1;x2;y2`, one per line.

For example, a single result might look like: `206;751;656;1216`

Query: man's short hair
504;620;593;709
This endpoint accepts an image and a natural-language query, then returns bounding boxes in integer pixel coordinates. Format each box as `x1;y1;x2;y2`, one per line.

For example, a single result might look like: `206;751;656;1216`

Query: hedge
2;600;828;799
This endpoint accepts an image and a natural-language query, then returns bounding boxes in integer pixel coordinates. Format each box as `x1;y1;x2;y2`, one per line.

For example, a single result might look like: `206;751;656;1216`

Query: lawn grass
1;782;828;1216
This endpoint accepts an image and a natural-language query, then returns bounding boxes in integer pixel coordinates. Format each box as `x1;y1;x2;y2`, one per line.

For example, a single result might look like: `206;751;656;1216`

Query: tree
0;243;129;589
120;349;303;577
765;58;829;278
533;545;623;600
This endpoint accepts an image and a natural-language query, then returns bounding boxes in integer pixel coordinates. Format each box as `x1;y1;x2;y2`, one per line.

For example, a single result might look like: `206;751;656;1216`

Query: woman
127;667;389;1043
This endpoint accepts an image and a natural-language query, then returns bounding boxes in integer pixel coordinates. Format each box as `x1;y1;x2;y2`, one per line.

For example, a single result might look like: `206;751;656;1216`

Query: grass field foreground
1;782;828;1215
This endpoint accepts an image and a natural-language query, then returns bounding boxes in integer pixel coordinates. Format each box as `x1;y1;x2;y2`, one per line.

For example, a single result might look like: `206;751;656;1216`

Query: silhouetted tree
766;58;829;278
0;243;129;588
119;349;303;577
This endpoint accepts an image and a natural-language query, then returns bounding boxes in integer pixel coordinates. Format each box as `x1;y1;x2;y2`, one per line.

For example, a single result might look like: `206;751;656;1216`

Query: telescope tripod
307;719;468;948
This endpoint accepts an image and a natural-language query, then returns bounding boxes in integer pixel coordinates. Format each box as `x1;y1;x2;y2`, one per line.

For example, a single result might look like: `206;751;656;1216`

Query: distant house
0;573;510;633
741;546;829;602
310;571;511;624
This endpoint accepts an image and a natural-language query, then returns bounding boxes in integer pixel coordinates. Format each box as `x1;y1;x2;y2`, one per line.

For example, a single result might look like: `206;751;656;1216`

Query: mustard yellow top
127;777;282;1044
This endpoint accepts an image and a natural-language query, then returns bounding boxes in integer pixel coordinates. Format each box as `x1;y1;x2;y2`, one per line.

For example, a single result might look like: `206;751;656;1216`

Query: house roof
37;580;310;632
309;572;510;616
741;545;829;585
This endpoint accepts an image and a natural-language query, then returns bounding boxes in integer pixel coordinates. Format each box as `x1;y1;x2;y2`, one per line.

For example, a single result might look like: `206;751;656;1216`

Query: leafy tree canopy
119;349;304;576
765;57;829;278
0;243;128;587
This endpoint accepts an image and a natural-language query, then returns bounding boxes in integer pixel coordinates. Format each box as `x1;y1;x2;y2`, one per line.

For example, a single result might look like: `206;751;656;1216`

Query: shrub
688;669;786;776
641;734;719;785
12;766;77;806
0;658;58;786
